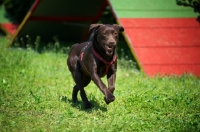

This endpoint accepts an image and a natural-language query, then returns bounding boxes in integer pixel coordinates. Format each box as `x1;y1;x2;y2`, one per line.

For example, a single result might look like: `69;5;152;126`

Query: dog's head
89;24;124;56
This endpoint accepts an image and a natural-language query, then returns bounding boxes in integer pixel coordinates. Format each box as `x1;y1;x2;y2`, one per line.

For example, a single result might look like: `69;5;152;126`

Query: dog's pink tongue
105;45;113;55
107;46;113;52
108;48;112;52
107;50;113;56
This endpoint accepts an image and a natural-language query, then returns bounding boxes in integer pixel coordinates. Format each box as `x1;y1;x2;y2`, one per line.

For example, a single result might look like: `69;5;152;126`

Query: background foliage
1;0;34;23
176;0;200;22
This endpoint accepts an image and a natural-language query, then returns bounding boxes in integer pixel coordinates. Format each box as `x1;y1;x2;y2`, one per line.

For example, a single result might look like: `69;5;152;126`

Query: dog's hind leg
73;64;92;109
79;76;92;109
72;85;79;103
77;76;92;109
79;88;93;109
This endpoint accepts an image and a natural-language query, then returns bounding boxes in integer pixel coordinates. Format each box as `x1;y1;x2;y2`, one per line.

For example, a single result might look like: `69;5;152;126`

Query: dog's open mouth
104;45;114;56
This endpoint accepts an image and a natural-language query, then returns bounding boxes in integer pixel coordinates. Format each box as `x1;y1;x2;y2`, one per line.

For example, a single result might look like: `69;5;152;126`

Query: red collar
80;45;117;76
92;48;116;66
92;48;116;76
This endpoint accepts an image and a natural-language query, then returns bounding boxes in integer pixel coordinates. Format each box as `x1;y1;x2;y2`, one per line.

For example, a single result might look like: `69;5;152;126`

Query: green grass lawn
0;36;199;131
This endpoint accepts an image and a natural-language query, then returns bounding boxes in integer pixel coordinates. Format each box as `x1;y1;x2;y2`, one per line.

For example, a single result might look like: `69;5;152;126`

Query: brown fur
67;24;124;109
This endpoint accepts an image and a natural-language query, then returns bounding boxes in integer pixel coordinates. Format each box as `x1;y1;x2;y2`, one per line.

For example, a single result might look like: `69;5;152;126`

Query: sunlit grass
0;36;199;131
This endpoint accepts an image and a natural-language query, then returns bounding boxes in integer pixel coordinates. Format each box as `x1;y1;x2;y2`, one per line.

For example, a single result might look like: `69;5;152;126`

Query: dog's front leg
107;73;116;94
88;58;115;104
91;72;115;104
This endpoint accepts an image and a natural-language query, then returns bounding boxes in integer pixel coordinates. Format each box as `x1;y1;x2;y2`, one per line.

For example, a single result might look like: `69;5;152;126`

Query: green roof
109;0;197;18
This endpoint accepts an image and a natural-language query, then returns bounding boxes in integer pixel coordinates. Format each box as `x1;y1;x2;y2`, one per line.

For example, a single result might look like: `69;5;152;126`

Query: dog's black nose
109;41;116;45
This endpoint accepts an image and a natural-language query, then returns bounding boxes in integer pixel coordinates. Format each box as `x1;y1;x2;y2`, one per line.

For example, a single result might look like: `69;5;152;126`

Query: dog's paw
85;102;93;109
104;94;115;104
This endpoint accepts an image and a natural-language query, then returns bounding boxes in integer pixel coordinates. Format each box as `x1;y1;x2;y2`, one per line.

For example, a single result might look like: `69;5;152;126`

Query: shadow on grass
60;95;107;112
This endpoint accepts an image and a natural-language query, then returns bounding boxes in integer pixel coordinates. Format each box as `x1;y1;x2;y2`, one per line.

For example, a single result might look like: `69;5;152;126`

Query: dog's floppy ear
89;24;104;32
113;24;124;32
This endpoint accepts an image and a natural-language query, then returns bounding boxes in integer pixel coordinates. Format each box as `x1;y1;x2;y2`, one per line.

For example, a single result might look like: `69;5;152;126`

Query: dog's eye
114;32;118;36
103;33;107;36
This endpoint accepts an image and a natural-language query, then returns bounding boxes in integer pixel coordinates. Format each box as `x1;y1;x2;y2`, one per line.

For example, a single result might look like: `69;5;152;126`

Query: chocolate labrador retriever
67;24;124;109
